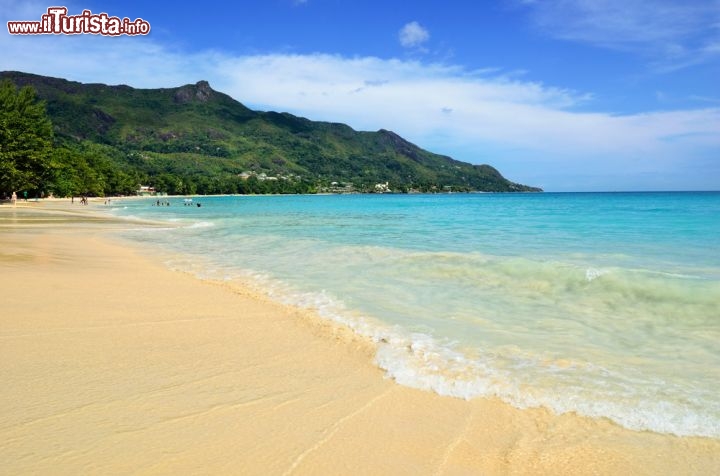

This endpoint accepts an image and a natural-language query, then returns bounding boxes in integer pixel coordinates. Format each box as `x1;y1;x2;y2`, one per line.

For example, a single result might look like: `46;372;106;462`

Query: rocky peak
173;80;214;104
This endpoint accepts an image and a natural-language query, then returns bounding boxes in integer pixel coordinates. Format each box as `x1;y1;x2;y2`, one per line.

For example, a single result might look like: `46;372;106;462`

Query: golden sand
1;201;719;475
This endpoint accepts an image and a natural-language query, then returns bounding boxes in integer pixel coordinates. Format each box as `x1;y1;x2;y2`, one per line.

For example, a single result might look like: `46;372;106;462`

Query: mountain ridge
1;71;541;194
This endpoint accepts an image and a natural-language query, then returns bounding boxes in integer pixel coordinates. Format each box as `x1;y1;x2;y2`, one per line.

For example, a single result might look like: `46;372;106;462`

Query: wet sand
1;201;719;475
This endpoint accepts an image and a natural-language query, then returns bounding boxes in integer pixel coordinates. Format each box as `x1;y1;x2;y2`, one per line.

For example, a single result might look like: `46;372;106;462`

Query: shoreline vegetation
2;199;719;475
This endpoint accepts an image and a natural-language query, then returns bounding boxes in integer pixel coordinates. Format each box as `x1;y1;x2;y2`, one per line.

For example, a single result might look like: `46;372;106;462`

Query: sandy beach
1;200;719;475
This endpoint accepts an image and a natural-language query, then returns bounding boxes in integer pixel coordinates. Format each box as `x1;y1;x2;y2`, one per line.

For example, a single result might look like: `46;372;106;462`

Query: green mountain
1;71;541;195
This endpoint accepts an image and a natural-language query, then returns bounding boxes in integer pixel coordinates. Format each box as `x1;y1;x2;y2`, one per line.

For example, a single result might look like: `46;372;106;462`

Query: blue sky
2;0;719;191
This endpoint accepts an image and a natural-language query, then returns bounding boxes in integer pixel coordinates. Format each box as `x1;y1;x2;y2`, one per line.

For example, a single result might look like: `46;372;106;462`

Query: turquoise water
111;192;720;438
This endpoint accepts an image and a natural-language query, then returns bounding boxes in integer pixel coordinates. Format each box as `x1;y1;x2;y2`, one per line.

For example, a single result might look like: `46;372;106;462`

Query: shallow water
111;192;720;438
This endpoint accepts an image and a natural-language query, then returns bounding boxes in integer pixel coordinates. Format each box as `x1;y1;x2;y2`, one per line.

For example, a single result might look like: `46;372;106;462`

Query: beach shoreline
1;200;719;475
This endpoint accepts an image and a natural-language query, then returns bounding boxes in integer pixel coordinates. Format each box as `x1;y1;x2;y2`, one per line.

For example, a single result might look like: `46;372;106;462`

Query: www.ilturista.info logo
7;6;150;36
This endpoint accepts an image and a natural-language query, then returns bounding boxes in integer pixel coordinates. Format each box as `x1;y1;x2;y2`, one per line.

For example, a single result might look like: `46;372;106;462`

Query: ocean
110;192;720;438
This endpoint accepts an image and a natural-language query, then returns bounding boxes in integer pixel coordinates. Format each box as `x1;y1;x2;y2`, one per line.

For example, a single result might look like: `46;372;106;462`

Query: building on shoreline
136;185;156;196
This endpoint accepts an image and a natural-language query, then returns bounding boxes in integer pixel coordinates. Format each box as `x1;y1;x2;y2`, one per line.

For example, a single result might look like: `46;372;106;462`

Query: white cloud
399;21;430;48
1;1;718;190
518;0;720;69
703;41;720;54
522;0;713;45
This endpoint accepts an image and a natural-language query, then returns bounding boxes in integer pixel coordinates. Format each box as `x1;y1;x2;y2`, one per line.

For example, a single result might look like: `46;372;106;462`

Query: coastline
1;201;719;475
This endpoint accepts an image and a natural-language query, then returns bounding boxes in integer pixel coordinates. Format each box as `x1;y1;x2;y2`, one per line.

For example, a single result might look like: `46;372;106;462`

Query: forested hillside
0;71;541;197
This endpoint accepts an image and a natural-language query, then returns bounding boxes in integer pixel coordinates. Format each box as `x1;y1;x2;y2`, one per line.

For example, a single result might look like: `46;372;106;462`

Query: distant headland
0;71;541;197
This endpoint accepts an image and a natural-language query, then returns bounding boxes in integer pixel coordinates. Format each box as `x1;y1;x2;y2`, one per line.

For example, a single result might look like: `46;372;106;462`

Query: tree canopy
0;80;144;198
0;80;53;195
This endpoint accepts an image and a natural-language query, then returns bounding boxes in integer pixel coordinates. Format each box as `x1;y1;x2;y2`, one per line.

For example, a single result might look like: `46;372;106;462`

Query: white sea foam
371;324;720;437
146;245;720;439
206;262;720;438
184;221;215;229
114;214;142;221
585;267;606;281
